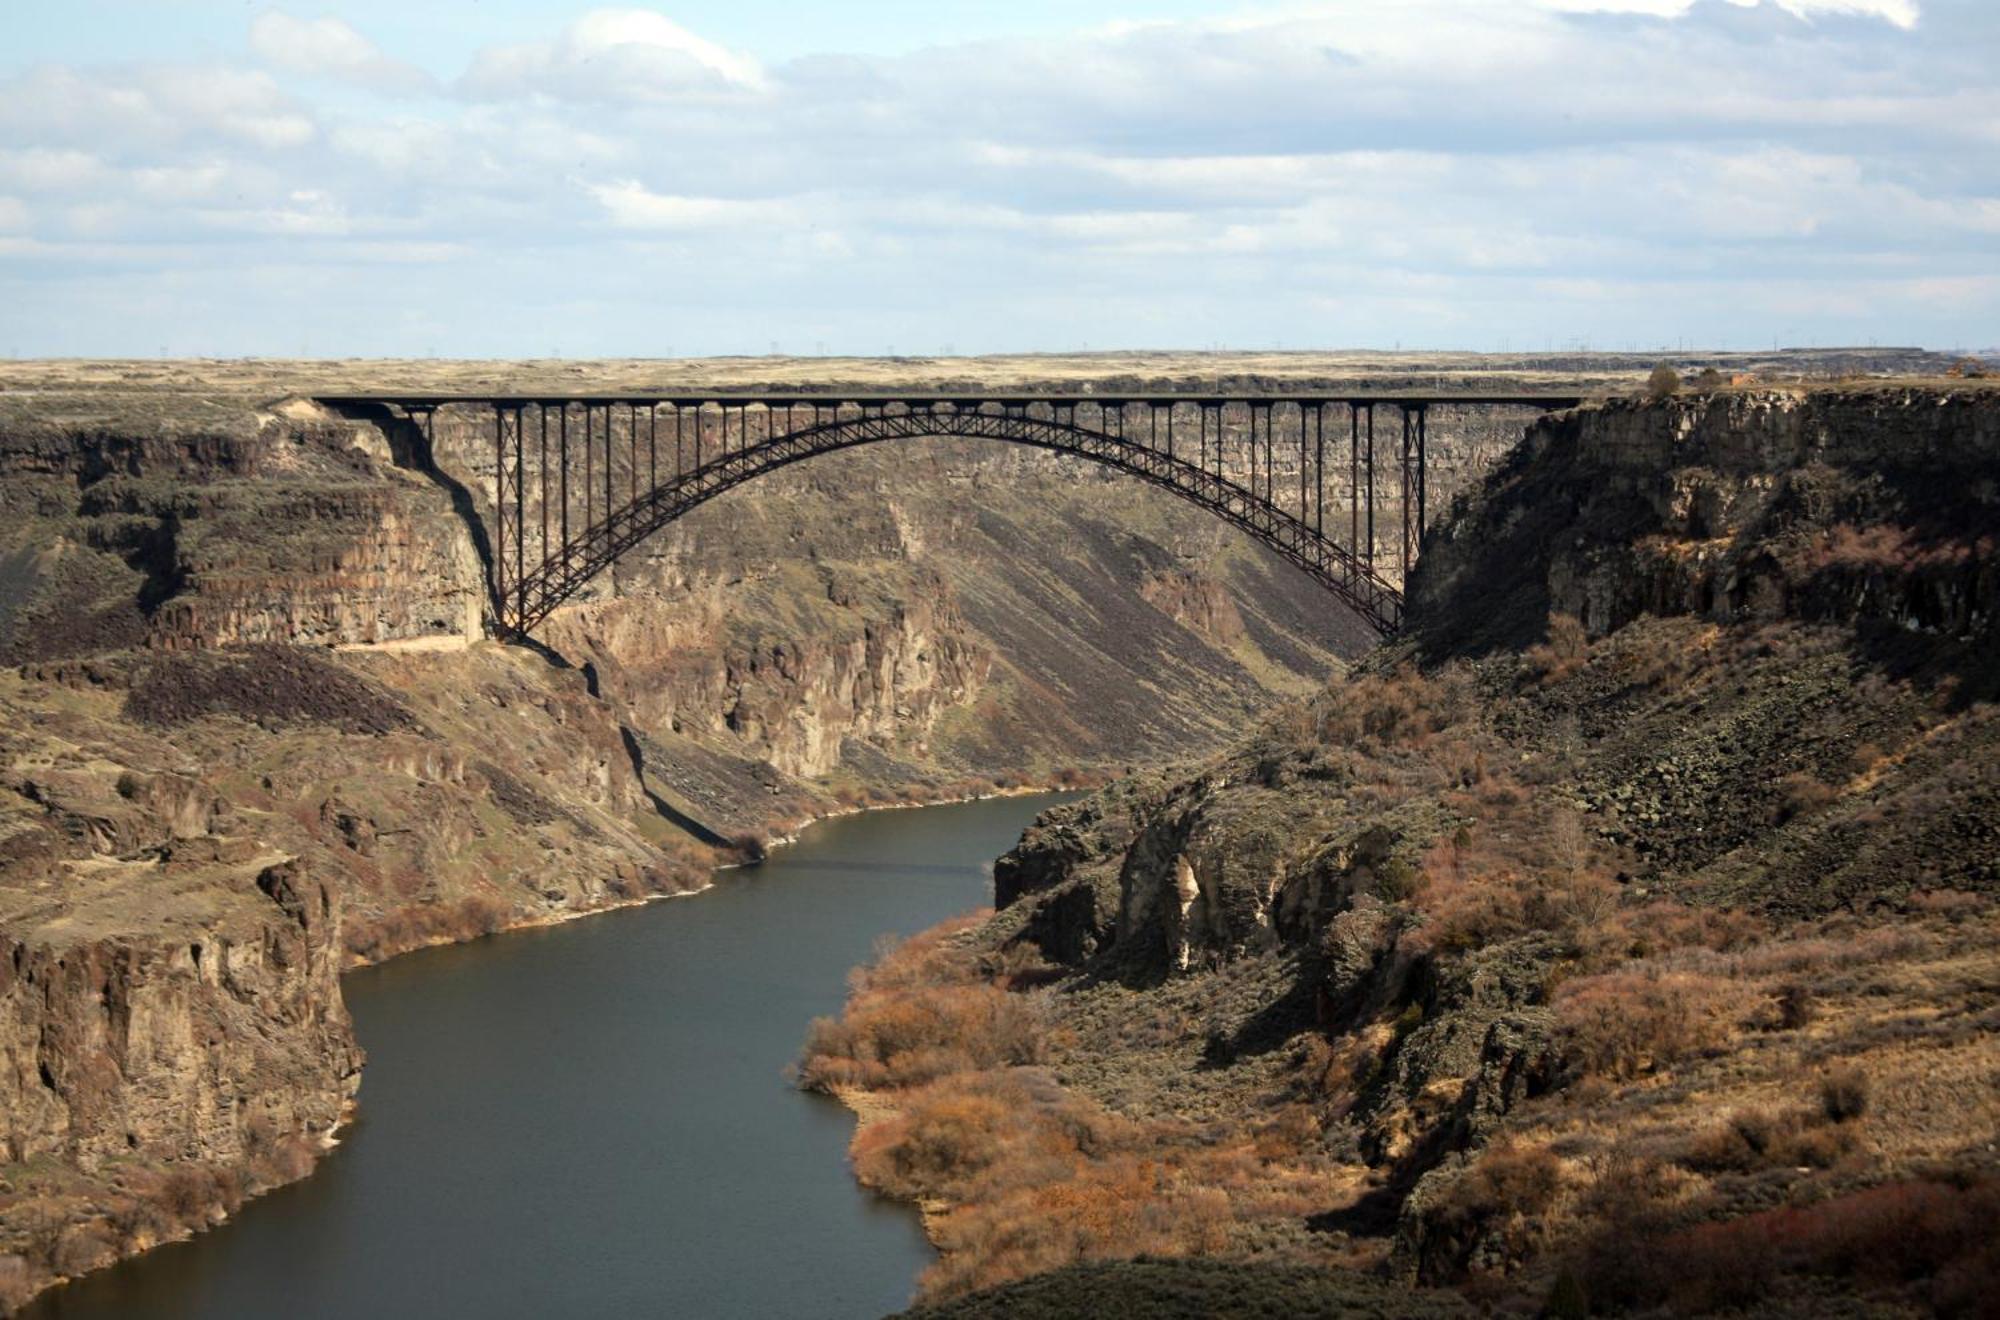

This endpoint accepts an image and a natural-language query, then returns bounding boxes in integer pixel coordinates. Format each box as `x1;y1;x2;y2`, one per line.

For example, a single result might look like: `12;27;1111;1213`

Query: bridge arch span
497;401;1401;639
313;391;1585;644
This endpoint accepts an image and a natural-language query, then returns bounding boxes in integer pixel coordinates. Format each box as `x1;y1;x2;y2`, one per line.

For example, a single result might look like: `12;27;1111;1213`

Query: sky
0;0;1994;358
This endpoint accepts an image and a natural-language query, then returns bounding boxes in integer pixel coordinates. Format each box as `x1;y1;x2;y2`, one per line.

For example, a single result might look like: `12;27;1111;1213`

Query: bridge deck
313;392;1589;410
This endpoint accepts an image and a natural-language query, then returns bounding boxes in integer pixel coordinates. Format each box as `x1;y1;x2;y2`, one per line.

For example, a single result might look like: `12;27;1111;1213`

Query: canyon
0;350;1976;1312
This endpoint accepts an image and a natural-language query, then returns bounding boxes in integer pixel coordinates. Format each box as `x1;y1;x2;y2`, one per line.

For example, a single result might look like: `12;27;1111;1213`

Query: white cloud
1;0;1995;354
1548;0;1920;23
0;65;314;149
1755;0;1921;27
250;12;435;95
0;148;107;193
592;181;788;230
462;9;765;103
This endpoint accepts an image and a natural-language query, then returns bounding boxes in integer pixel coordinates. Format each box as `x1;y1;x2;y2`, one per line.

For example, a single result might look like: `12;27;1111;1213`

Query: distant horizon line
3;346;1984;366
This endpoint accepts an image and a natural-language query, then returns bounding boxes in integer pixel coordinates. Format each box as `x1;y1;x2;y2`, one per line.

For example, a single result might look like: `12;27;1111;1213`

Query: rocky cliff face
0;635;714;1306
1411;386;1999;656
0;695;367;1307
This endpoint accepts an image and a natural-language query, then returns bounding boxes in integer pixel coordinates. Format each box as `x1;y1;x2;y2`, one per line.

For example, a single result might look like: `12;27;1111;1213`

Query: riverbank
22;794;1073;1318
1;760;1088;1314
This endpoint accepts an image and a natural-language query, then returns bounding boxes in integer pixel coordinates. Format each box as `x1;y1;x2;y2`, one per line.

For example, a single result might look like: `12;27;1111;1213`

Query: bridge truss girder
339;393;1578;642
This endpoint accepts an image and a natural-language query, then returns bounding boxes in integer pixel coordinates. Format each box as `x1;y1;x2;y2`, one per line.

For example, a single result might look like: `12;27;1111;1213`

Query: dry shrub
1622;901;1766;958
853;1072;1297;1302
1847;741;1886;777
855;1086;1033;1198
978;941;1068;991
51;1226;116;1279
1771;771;1841;824
0;1256;33;1314
1820;1066;1870;1124
1422;1141;1567;1279
1294;1033;1382;1109
142;1164;244;1231
1775;982;1816;1030
851;913;989;993
345;892;519;961
1309;666;1475;754
242;1115;323;1188
1650;1177;2000;1314
1250;1105;1322;1162
103;1193;176;1247
157;1168;211;1226
798;983;1044;1091
1734;923;1936;978
1406;848;1619;956
1553;970;1746;1080
1526;613;1590;684
796;915;1045;1092
1681;1106;1859;1174
1905;888;1989;921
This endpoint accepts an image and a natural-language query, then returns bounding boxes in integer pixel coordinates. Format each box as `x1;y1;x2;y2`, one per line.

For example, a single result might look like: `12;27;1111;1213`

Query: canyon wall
1411;386;1999;655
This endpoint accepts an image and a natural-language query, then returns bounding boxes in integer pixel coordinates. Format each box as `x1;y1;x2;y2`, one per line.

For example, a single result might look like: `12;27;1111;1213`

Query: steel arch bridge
315;392;1581;641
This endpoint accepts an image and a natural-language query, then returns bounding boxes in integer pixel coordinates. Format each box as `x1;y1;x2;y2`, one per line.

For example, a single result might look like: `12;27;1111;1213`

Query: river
24;793;1074;1320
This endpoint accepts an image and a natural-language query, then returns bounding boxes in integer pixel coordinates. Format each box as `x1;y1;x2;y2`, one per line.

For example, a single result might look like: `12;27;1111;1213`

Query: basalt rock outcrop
1411;386;2000;658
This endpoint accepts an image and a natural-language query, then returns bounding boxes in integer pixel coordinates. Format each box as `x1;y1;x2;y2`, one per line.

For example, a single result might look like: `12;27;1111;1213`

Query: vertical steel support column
648;405;657;499
675;404;684;475
1365;405;1376;575
1416;405;1428;547
1298;404;1308;527
1314;404;1325;539
1401;407;1414;577
604;404;613;530
1350;404;1360;580
559;404;570;556
492;405;507;613
1256;402;1272;506
583;403;593;534
1248;404;1259;501
539;405;549;570
513;406;525;630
